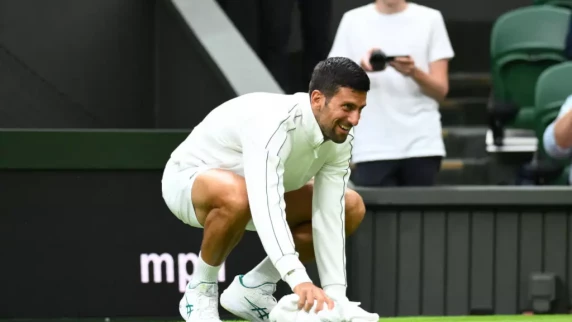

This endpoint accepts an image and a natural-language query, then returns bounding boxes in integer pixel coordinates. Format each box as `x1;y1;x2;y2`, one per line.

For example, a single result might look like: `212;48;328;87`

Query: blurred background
1;0;572;320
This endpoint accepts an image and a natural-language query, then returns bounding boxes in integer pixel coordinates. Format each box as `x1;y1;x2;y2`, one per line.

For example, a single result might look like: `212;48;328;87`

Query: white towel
269;294;379;322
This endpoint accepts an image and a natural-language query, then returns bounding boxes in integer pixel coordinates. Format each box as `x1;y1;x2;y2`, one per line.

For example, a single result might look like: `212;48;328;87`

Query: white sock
189;252;222;288
242;256;282;286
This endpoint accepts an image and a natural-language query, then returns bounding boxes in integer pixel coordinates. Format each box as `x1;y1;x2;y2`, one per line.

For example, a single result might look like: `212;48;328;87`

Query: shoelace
258;289;277;304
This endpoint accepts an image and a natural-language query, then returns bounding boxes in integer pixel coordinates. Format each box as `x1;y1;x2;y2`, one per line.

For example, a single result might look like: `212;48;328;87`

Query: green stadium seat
534;0;572;9
534;62;572;145
489;6;570;145
522;62;572;185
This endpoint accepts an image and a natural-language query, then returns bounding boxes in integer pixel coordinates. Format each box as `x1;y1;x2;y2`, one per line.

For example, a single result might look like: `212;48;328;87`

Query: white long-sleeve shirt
169;92;352;296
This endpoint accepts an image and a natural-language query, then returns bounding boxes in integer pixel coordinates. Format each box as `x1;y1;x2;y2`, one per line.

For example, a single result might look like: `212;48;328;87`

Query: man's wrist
284;269;312;291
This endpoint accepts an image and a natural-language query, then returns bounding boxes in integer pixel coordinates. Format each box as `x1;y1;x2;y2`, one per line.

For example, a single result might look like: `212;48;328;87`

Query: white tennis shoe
220;275;278;321
179;282;222;322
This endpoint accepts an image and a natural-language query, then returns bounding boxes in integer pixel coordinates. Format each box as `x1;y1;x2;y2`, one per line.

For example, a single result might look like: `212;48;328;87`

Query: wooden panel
446;211;470;315
470;211;495;313
354;203;572;317
543;212;568;313
397;211;422;316
518;212;544;312
494;212;519;314
349;209;375;311
421;211;447;315
374;210;399;317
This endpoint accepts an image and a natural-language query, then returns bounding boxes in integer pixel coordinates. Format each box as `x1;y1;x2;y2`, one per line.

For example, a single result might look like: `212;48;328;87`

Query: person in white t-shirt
328;0;455;186
161;57;379;322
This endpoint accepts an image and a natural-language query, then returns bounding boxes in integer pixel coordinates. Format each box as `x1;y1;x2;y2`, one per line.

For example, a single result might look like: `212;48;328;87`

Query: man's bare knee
345;189;366;236
218;192;250;224
193;170;251;226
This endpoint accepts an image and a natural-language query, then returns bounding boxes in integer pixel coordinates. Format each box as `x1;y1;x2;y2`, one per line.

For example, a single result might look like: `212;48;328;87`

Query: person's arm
543;98;572;159
423;11;454;102
311;136;353;300
241;119;312;291
411;59;449;102
391;11;454;102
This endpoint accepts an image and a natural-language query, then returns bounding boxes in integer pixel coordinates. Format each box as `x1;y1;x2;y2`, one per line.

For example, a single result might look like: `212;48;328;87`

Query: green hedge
0;129;190;169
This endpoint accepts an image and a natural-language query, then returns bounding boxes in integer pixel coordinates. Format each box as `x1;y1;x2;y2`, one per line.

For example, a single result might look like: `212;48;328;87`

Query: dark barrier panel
2;130;571;318
0;169;277;319
349;187;572;316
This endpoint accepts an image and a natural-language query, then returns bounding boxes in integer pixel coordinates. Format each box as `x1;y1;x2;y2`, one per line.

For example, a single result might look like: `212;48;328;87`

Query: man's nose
348;110;360;126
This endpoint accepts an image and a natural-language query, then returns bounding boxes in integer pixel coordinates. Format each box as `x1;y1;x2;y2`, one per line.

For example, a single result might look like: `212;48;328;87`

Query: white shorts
161;159;257;231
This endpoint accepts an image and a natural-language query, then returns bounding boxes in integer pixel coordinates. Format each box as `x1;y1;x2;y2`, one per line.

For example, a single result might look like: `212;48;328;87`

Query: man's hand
293;282;335;313
360;48;380;71
389;56;416;76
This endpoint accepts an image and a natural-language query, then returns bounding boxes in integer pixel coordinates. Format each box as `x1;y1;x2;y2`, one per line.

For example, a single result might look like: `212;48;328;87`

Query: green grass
3;316;571;322
221;316;572;322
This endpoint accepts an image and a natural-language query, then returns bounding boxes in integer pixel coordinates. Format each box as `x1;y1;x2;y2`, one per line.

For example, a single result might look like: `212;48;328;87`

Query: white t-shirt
328;2;455;162
169;92;351;296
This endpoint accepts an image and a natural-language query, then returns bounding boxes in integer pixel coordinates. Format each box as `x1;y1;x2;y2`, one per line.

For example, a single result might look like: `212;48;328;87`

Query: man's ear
310;90;325;108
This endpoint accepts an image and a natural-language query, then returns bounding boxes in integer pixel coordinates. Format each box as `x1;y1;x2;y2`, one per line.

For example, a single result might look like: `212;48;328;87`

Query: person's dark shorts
350;156;442;187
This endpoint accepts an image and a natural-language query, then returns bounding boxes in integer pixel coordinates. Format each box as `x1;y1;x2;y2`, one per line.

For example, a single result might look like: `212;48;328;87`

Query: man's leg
239;181;366;285
218;181;366;321
287;182;365;262
189;170;366;275
175;169;252;322
190;169;253;274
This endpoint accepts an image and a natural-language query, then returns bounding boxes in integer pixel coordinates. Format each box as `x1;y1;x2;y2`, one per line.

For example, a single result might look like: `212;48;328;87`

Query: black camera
369;49;399;71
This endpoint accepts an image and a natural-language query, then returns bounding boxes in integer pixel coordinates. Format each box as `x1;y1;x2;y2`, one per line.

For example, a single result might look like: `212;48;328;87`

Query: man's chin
330;134;347;144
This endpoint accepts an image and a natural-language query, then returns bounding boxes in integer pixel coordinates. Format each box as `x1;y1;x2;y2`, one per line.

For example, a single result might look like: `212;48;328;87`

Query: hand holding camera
389;55;416;76
361;48;415;75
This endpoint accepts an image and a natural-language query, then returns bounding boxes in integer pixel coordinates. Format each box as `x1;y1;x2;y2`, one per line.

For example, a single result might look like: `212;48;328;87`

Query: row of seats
489;3;571;142
488;1;572;184
534;61;572;184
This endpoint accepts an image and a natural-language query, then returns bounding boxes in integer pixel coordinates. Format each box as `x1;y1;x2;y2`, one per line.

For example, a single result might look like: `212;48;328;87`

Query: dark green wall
0;0;234;129
0;129;188;169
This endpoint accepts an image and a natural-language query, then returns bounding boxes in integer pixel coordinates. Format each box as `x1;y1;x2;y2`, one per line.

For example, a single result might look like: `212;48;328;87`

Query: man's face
311;87;367;144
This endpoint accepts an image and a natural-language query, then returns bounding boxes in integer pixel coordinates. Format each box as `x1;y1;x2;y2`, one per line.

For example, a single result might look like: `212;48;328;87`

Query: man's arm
311;137;353;299
241;119;312;291
543;97;572;159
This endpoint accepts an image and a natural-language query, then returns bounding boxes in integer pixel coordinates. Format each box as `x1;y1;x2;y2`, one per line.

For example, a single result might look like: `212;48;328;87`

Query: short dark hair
308;56;370;99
